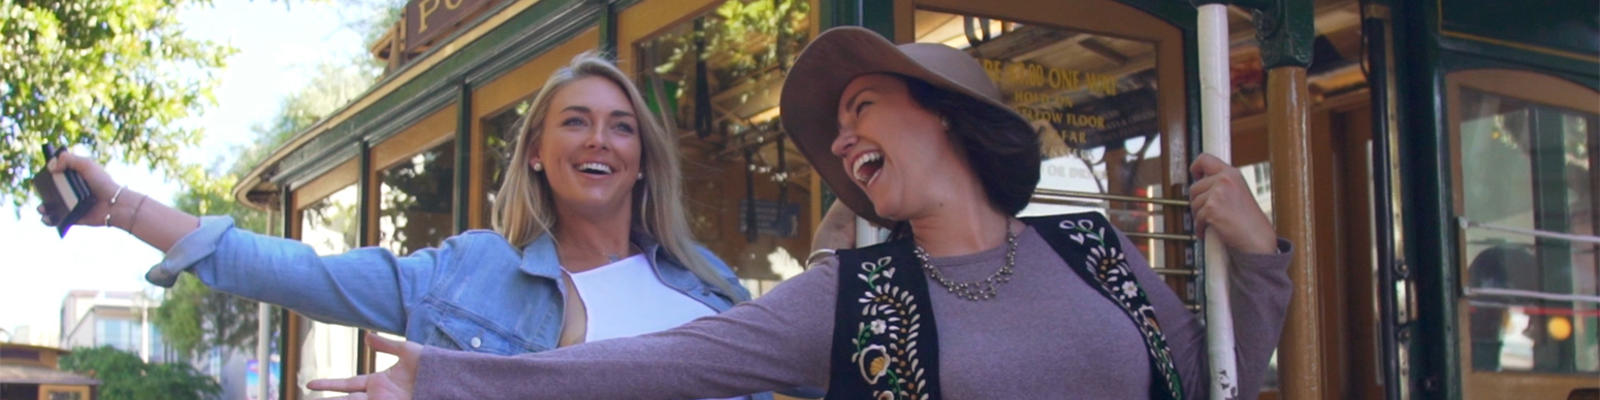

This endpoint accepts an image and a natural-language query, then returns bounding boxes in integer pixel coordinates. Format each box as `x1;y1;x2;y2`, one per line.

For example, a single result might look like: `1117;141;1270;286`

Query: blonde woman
41;53;788;399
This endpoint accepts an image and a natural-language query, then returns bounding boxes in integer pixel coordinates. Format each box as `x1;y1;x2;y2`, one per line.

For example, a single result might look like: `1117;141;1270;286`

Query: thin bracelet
805;248;837;267
104;185;128;227
124;193;148;233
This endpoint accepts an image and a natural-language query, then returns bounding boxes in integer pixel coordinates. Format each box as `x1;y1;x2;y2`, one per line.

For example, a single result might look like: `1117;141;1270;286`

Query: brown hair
900;74;1041;216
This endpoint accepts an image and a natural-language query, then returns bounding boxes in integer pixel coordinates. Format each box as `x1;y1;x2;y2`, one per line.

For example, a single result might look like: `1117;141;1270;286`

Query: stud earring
637;172;644;180
532;162;544;172
940;117;950;130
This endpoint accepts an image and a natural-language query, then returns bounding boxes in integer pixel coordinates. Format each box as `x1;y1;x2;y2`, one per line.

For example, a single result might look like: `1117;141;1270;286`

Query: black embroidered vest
825;212;1183;400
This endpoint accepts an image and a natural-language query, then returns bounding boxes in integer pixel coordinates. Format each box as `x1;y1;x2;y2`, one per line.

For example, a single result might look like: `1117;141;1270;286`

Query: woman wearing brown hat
311;27;1292;400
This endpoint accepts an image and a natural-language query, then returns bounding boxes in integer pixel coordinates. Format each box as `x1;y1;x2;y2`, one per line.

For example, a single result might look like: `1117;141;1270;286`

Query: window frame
1446;68;1600;399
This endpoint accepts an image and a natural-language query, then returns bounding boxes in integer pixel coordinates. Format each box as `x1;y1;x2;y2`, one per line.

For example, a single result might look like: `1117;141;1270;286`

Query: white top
566;254;719;342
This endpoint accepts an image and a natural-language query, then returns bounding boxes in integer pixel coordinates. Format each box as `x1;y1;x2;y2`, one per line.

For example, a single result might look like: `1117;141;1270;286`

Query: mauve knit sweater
413;225;1293;399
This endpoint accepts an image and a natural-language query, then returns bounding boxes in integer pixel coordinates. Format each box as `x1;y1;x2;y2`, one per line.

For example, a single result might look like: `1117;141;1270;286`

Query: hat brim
780;27;1029;227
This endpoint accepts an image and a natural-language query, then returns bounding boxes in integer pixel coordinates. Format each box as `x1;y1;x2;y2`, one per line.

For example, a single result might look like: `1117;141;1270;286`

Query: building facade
0;343;97;400
58;290;172;364
228;0;1599;399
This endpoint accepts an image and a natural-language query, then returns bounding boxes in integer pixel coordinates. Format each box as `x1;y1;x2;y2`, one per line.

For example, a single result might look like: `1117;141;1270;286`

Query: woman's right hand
38;152;124;228
308;332;421;400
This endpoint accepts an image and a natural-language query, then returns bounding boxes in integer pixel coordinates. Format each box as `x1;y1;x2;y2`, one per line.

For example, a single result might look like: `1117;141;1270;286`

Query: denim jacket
146;216;784;399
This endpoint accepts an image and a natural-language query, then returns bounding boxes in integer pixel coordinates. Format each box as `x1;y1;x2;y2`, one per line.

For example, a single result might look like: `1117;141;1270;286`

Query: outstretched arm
311;256;845;399
43;152;445;334
41;152;199;251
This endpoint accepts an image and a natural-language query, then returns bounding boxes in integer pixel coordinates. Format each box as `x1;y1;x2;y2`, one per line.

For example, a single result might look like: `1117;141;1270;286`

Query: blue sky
0;1;372;345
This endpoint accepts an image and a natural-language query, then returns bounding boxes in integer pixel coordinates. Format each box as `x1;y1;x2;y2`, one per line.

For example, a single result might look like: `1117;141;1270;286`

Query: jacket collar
517;231;671;280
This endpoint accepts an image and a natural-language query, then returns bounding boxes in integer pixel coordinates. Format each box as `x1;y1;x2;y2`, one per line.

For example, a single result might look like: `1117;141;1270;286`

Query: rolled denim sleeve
144;216;445;334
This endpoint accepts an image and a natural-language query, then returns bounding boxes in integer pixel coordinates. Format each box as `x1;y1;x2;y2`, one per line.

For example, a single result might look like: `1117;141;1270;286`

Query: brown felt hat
780;26;1035;226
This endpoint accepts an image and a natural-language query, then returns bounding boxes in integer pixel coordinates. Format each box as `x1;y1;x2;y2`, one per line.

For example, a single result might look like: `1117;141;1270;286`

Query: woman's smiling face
830;74;971;221
531;76;644;215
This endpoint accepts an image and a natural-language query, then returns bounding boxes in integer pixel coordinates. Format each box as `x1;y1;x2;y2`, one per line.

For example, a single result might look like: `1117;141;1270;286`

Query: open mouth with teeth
576;162;614;176
850;151;884;186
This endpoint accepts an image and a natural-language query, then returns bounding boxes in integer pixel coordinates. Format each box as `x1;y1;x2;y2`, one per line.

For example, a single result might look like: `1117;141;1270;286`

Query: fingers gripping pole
1198;4;1239;399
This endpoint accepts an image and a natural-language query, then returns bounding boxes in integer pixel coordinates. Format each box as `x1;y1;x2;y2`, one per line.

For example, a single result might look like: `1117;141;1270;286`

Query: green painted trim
1436;51;1598;91
454;82;472;233
1182;12;1201;175
1436;42;1600;89
821;0;850;30
1437;37;1600;81
1117;0;1198;30
861;0;894;39
1253;0;1315;69
599;0;618;59
1397;0;1459;396
272;0;594;186
1530;107;1577;373
277;307;290;400
277;190;292;399
1435;0;1599;76
817;0;852;30
359;143;373;246
818;0;890;37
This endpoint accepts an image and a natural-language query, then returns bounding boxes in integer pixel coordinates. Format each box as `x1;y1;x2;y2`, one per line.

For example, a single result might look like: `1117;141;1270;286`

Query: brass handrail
1125;231;1199;242
1032;188;1191;207
1153;268;1199;276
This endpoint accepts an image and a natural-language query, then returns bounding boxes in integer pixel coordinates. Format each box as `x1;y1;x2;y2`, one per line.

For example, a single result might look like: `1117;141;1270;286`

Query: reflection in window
1458;87;1598;374
635;0;813;286
483;101;531;227
915;10;1175;271
380;141;456;256
298;184;360;397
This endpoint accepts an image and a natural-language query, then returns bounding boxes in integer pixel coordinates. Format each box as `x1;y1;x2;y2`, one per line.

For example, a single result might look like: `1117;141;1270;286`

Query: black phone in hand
33;145;96;237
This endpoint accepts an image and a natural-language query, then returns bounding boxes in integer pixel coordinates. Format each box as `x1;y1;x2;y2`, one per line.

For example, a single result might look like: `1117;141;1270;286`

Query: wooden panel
1450;69;1598;115
293;159;360;210
1267;66;1324;400
36;385;91;400
892;0;913;42
468;105;488;230
1460;315;1600;399
472;28;599;118
1310;105;1348;400
616;0;723;76
372;105;457;172
1337;106;1386;400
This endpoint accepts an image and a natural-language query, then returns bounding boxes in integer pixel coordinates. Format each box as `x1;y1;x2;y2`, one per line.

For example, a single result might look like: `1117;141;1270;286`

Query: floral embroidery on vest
1059;217;1184;399
849;255;930;400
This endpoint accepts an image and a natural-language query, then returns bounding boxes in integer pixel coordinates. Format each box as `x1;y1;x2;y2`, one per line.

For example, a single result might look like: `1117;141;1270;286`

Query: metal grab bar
1032;188;1191;207
1153;268;1199;276
1126;231;1199;242
1458;217;1600;245
1464;287;1600;305
1027;190;1198;242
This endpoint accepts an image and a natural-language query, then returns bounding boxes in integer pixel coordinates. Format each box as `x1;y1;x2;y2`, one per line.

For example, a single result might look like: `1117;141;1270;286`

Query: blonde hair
493;52;736;298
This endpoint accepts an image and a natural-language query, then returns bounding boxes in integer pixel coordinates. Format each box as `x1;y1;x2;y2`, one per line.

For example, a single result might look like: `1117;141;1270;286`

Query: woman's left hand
307;332;421;400
1189;153;1278;254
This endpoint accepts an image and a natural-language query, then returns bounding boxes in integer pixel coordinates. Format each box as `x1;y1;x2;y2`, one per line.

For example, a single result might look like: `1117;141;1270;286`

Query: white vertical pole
1198;4;1239;399
259;210;276;400
257;303;272;399
139;294;151;363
